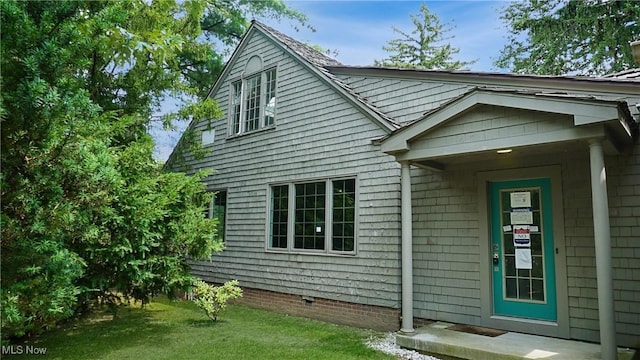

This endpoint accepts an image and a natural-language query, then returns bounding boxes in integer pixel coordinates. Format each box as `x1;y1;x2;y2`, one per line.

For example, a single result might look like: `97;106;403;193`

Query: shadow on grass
9;298;395;360
11;301;183;359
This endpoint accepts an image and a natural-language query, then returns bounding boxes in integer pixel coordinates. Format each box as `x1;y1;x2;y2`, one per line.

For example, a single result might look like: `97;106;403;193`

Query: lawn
7;297;395;360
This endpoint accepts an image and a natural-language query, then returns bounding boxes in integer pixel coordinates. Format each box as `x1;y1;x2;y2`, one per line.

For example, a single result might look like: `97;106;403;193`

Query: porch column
588;140;616;360
400;161;414;333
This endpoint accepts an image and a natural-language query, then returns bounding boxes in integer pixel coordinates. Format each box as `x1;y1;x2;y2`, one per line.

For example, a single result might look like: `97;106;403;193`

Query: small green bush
192;280;242;321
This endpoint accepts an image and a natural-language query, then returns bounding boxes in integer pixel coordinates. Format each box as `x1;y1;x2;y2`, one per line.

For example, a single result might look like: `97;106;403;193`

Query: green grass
8;298;394;360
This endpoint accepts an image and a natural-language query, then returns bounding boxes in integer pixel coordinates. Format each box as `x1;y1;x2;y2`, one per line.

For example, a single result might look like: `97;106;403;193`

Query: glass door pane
499;188;545;303
490;178;557;321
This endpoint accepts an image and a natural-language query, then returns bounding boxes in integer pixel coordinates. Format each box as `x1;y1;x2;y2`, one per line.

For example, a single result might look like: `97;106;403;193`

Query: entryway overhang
381;87;636;170
382;87;637;360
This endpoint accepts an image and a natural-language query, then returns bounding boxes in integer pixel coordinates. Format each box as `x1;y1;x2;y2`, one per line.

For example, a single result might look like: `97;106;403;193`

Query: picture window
268;178;356;254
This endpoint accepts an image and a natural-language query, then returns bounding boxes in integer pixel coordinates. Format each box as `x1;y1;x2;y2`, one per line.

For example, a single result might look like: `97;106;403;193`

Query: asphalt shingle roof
251;21;638;133
602;68;640;80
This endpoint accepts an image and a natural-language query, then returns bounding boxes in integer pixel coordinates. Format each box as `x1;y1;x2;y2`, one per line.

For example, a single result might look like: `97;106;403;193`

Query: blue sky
271;0;511;71
154;1;512;161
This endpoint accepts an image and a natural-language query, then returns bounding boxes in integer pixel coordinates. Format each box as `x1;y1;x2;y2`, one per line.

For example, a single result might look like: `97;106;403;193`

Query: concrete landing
396;322;636;360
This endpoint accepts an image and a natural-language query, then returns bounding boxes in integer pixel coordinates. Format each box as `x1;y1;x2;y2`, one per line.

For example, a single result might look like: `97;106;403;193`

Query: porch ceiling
381;88;636;169
411;140;588;170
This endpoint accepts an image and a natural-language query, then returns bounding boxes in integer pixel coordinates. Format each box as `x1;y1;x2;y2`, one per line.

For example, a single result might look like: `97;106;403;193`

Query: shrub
192;280;242;321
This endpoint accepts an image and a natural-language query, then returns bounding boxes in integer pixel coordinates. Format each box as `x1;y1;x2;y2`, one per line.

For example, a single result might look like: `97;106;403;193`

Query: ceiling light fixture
497;149;513;154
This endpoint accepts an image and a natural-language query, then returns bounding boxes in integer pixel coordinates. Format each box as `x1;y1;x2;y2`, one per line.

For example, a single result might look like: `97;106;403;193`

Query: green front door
489;178;557;321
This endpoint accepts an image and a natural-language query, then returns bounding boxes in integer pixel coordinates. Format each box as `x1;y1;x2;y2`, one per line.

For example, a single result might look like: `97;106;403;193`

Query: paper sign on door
513;225;531;247
510;208;533;224
515;248;532;269
510;192;531;208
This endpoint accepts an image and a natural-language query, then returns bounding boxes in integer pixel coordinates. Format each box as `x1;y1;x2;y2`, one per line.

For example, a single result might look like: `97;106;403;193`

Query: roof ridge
252;20;342;68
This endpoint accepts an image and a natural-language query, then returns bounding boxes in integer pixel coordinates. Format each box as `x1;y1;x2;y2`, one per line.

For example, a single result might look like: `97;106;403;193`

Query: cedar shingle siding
170;21;640;348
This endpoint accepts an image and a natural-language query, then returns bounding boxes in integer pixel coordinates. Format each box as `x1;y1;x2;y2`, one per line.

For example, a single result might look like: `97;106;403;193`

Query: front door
489;178;557;321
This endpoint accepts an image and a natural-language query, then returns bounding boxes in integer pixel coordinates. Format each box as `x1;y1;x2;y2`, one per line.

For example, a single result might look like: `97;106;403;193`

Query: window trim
269;184;289;249
265;176;358;256
228;65;277;137
208;189;227;243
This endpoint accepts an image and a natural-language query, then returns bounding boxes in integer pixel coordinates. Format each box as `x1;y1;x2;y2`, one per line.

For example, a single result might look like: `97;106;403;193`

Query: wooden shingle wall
410;167;481;326
409;105;575;151
185;30;403;309
409;140;640;348
176;27;639;343
605;140;640;348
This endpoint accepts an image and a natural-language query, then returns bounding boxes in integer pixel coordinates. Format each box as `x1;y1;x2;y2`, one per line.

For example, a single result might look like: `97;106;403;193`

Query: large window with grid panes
268;178;356;255
230;68;276;135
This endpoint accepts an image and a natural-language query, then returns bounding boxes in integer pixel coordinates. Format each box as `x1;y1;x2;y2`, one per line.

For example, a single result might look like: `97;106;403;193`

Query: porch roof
380;87;637;169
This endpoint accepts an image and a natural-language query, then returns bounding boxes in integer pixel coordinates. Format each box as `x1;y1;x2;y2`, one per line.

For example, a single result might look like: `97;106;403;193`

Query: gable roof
170;24;638;165
381;87;636;161
252;21;342;69
253;21;401;131
204;21;400;132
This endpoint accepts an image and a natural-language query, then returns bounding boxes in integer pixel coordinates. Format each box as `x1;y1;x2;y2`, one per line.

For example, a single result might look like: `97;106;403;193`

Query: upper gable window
229;60;277;136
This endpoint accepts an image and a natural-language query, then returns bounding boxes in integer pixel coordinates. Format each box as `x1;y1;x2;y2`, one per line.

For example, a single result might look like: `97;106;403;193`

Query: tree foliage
374;3;474;70
0;0;304;341
496;0;640;76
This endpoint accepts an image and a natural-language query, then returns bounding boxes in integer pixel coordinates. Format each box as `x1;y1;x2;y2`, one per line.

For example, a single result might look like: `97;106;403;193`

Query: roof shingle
602;68;640;80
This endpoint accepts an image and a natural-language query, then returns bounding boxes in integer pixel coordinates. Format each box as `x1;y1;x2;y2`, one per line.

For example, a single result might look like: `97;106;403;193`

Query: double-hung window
230;68;277;136
268;178;356;255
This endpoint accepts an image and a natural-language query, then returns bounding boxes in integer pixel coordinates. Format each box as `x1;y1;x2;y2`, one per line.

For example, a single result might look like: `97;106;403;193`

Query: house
169;21;640;355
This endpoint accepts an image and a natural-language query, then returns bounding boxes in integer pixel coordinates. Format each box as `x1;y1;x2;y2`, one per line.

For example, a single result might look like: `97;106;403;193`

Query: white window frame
265;176;358;256
229;66;277;136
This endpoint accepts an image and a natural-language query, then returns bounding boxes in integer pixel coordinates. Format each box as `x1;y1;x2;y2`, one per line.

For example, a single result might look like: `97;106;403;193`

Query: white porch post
400;161;415;333
588;140;617;360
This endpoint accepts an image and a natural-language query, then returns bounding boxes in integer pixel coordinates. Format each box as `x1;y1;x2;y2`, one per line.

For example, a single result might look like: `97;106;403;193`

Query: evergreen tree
496;0;640;75
0;0;305;341
375;3;475;70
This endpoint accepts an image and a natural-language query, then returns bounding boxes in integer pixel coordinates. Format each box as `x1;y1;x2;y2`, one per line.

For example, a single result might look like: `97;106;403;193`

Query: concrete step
396;322;636;360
